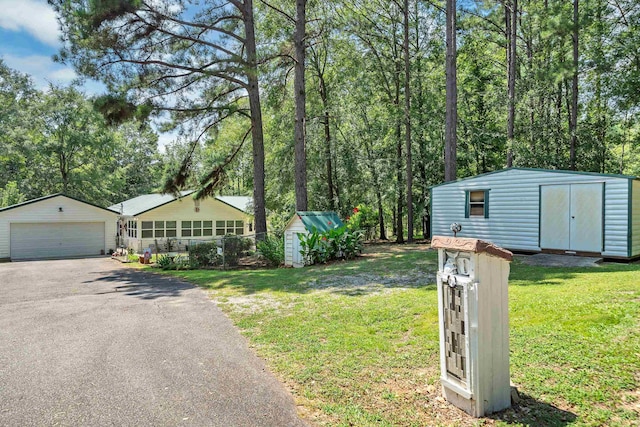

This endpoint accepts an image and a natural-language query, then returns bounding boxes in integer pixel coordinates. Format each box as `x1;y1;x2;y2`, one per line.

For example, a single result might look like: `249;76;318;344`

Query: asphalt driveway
0;258;306;426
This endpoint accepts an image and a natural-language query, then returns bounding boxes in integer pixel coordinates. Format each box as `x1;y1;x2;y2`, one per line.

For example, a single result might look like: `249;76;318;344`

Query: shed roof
431;167;639;189
293;211;344;233
0;193;119;215
110;192;251;216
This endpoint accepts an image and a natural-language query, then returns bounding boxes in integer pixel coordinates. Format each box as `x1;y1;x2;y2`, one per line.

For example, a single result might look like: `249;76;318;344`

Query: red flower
328;221;332;225
353;207;359;213
346;216;351;221
322;236;327;241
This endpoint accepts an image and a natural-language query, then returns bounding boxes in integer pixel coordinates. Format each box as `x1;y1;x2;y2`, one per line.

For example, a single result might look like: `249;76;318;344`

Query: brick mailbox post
431;236;513;417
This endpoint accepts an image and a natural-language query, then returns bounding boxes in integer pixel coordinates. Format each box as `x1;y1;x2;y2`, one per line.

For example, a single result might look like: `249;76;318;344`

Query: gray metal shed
431;168;640;259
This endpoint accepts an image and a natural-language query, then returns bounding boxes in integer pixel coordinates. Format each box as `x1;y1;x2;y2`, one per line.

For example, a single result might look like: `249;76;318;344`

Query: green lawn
153;245;640;426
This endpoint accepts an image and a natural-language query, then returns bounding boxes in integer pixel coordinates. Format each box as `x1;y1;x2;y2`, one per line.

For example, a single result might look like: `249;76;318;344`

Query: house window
216;220;244;236
127;220;137;238
141;221;177;238
182;221;192;237
182;220;214;237
166;221;177;237
465;190;489;218
141;221;153;238
155;221;165;237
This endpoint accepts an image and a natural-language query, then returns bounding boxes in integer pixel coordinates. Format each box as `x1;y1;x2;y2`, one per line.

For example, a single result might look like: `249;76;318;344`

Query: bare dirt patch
306;271;436;296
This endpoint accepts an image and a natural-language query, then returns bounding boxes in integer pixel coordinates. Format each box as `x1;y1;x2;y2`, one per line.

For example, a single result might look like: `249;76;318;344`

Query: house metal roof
110;191;252;216
216;196;252;214
295;211;344;233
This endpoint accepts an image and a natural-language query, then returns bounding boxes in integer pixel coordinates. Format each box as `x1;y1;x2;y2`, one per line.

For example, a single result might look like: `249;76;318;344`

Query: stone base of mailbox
432;236;513;418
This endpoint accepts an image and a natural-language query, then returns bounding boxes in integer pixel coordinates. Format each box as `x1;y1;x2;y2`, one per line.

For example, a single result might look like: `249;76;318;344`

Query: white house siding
284;217;307;267
632;180;640;257
431;169;631;257
127;197;249;250
0;195;117;259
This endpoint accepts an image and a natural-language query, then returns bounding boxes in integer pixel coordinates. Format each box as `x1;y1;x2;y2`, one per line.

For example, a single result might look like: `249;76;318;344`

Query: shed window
465;190;489;218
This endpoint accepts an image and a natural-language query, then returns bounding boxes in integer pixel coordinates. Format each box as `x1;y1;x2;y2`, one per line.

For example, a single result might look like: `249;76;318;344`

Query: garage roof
0;193;119;215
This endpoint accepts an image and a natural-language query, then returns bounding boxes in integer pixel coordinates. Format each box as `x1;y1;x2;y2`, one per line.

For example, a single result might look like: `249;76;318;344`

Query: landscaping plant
256;235;285;266
221;235;253;267
188;242;220;268
298;226;364;265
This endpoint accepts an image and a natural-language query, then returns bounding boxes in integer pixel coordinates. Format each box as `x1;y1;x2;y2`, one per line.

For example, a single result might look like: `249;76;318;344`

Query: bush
346;204;377;239
256;235;285;266
188;242;221;268
298;226;364;265
157;254;191;270
221;235;252;267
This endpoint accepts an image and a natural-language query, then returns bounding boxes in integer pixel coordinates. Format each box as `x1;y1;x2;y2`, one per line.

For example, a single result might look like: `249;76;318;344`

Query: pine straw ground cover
155;244;640;426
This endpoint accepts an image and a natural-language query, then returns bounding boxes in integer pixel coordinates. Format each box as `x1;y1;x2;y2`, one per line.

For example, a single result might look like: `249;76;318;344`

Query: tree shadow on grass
86;268;195;300
488;393;577;426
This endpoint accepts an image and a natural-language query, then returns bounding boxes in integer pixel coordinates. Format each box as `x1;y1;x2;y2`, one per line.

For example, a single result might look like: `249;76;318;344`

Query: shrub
221;235;252;267
157;254;191;270
298;226;364;265
257;235;285;266
188;242;221;268
346;204;377;239
157;254;173;269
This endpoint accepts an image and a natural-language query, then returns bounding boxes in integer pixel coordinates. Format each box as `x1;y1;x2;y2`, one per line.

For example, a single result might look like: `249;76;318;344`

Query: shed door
292;232;303;267
10;222;105;260
569;183;603;252
540;185;571;250
540;183;603;252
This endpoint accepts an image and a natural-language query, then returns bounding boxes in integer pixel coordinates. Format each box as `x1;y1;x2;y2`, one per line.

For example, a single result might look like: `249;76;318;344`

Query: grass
151;244;640;426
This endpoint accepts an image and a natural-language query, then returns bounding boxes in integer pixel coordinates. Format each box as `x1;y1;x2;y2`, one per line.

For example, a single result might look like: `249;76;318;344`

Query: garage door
10;222;105;260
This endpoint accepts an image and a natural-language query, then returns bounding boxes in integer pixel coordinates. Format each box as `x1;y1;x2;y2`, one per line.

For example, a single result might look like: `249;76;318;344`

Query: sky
0;0;175;149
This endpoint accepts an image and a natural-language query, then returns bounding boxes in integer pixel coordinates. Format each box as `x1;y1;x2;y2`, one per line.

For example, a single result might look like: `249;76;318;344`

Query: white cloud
156;130;179;152
3;54;78;88
0;0;60;47
48;67;77;81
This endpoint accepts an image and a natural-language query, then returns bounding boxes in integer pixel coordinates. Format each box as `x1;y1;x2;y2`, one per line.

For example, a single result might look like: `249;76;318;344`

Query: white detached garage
431;168;640;260
0;194;118;261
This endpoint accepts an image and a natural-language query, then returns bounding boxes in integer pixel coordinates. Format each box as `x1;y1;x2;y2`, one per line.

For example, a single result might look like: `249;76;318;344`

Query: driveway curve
0;258;306;427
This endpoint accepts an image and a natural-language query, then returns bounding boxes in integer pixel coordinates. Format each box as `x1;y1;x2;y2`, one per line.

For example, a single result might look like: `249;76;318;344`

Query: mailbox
431;236;513;417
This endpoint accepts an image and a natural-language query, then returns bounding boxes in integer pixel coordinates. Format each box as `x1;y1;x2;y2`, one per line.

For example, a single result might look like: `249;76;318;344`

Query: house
431;168;640;260
110;191;252;252
284;211;344;267
0;194;119;261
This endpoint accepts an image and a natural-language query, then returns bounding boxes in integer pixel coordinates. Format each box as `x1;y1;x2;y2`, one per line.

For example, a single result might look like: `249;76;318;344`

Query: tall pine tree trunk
395;55;404;244
445;0;457;182
243;0;267;239
403;0;413;242
506;0;517;167
318;73;335;210
294;0;308;210
570;0;579;170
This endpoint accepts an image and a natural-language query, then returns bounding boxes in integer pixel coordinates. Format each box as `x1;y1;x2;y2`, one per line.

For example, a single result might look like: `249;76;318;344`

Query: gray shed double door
10;222;105;260
540;183;603;253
